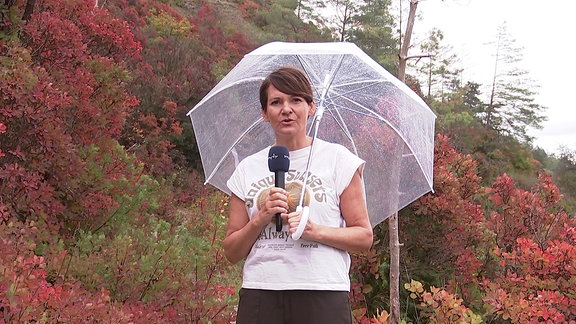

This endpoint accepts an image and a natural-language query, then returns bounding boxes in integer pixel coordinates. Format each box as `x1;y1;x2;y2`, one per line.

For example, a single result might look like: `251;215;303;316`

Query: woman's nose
281;102;292;114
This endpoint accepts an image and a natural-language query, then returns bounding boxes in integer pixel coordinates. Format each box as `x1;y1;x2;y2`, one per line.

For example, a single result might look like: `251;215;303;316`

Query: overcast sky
412;0;576;154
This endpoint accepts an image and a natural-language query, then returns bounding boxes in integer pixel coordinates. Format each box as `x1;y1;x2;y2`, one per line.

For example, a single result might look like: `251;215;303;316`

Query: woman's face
262;84;315;140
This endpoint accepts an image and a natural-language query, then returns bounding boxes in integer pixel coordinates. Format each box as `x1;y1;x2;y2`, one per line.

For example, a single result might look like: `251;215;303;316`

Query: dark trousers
236;288;353;324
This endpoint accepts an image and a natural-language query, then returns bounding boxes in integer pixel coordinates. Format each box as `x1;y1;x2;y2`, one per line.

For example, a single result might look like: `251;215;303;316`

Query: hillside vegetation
1;0;574;322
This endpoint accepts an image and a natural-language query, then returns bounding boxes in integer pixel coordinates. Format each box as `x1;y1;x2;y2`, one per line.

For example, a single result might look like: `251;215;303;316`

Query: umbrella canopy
187;41;436;227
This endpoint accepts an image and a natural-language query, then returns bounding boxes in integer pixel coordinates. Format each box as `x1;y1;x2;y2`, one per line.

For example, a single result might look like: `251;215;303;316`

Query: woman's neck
275;136;313;151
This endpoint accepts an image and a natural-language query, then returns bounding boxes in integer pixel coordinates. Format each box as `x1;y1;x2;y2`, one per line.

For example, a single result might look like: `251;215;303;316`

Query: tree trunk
22;0;36;21
487;30;502;128
391;1;419;323
387;138;403;324
397;0;418;81
388;211;401;323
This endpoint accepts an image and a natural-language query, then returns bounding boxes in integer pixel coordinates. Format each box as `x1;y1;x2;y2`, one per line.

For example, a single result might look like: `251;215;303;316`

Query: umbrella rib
297;54;346;105
326;80;386;99
325;96;434;189
322;100;358;155
324;96;385;121
187;76;265;116
326;100;429;122
204;117;264;185
322;79;389;119
321;79;432;176
327;104;383;120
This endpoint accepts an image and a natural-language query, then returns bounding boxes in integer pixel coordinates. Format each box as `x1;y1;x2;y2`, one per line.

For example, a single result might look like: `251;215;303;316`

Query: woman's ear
308;102;316;117
262;108;269;122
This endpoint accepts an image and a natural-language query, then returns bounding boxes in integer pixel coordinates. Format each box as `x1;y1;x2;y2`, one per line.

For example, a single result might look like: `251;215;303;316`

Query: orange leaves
405;279;482;323
238;1;261;19
407;134;487;287
0;221;61;321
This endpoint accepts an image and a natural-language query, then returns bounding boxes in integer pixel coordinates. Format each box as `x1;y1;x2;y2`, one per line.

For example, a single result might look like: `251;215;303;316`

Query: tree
434;81;485;137
413;28;462;101
1;1;239;321
547;147;576;213
323;0;363;41
348;0;397;69
251;0;330;42
391;1;421;322
429;78;542;187
295;0;326;25
484;23;547;143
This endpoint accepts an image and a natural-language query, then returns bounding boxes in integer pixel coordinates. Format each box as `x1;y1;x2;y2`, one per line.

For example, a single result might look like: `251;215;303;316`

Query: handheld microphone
268;146;290;232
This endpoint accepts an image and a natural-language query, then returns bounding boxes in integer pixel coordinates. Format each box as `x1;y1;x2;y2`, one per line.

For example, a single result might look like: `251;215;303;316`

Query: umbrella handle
291;205;309;241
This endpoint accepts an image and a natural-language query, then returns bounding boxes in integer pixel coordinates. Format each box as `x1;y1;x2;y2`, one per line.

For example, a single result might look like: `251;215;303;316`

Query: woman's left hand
284;169;372;252
285;210;313;240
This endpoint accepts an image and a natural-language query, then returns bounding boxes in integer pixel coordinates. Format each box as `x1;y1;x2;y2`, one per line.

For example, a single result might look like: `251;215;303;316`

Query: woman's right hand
256;187;289;227
224;189;289;264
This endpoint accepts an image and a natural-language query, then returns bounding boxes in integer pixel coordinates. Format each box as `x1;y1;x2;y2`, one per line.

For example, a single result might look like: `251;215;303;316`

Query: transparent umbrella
187;41;436;227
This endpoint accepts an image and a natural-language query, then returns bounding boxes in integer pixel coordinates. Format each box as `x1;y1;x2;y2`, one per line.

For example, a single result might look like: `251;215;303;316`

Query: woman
224;66;373;323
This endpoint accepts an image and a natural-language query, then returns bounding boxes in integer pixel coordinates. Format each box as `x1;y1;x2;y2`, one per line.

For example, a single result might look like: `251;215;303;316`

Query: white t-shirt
227;139;365;291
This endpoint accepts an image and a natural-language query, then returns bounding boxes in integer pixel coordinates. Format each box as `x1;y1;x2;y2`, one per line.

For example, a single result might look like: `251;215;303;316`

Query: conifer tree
413;28;462;101
348;0;397;69
485;23;547;143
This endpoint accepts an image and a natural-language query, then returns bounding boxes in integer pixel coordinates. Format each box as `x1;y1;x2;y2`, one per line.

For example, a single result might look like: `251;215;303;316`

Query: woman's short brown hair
259;67;314;111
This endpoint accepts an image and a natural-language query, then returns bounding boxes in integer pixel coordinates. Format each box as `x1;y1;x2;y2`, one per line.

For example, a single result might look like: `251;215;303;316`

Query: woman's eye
292;98;303;103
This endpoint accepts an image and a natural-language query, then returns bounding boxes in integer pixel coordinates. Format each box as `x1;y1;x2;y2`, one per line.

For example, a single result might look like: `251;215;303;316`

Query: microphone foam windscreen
268;146;290;172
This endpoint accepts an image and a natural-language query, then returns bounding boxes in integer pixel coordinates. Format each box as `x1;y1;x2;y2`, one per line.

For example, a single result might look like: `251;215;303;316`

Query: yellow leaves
362;284;373;294
147;9;191;37
404;279;425;294
405;279;426;301
404;280;481;323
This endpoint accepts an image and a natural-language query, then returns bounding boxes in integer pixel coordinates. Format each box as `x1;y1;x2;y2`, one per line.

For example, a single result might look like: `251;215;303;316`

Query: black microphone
268;146;290;232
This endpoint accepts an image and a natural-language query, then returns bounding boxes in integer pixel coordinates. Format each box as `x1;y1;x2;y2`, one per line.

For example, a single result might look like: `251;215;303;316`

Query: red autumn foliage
2;2;242;320
1;0;141;227
483;226;576;322
238;0;261;19
487;172;570;253
23;0;141;144
0;221;176;323
2;0;575;322
401;135;576;322
481;174;576;322
407;134;488;288
110;0;251;178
